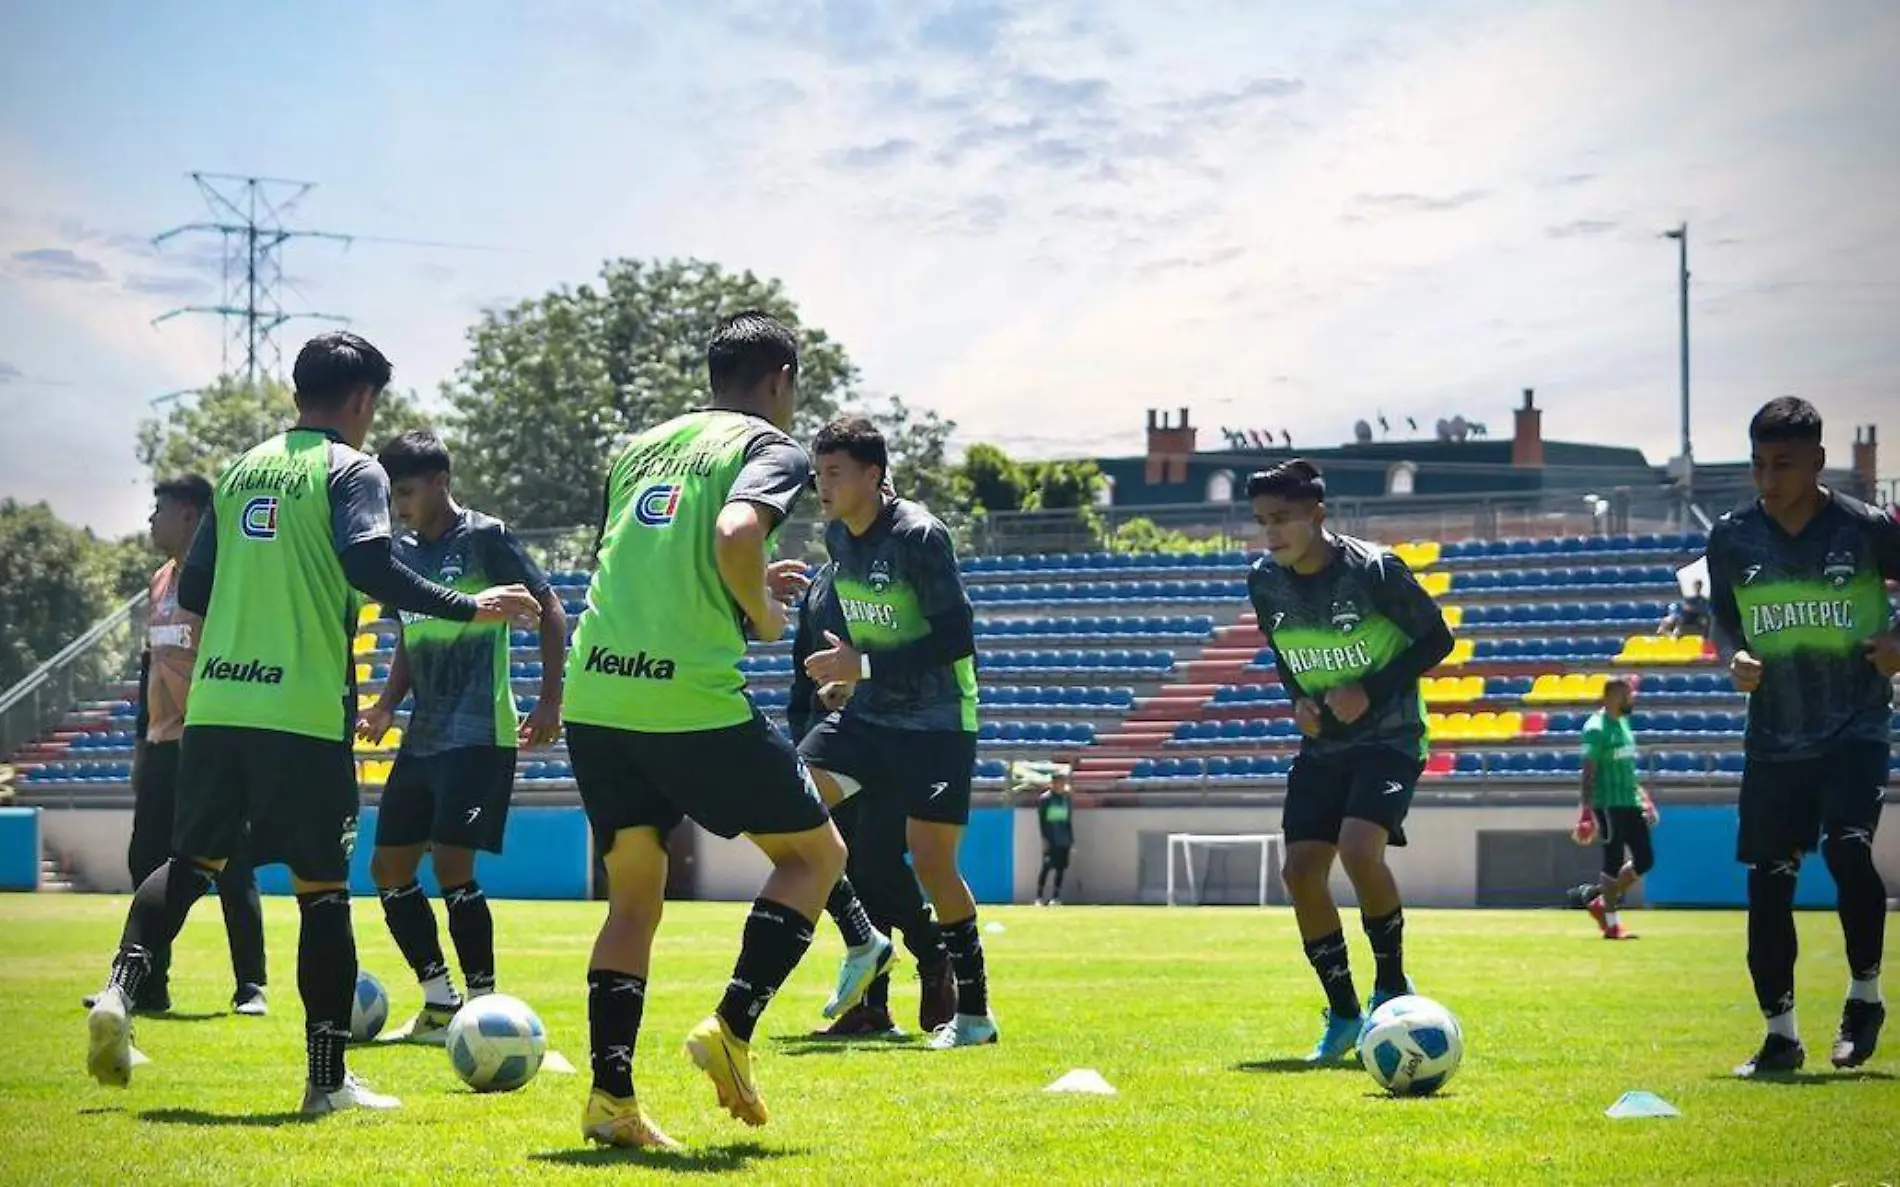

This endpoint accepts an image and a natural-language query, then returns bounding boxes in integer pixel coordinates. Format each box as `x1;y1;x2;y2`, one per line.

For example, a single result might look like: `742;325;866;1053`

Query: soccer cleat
232;984;268;1017
918;961;958;1033
1366;977;1416;1017
928;1013;1000;1049
1603;925;1638;941
397;1002;460;1046
823;934;896;1020
300;1072;402;1115
1585;898;1610;937
684;1015;767;1127
86;988;137;1088
1734;1034;1806;1078
581;1088;682;1150
1831;1000;1885;1069
81;988;171;1016
1564;882;1603;910
808;1001;899;1039
1304;1009;1362;1064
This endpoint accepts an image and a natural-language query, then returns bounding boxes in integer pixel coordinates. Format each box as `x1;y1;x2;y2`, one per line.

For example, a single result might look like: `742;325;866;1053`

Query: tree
137;375;434;483
446;258;860;529
0;501;112;691
958;443;1031;513
865;394;959;515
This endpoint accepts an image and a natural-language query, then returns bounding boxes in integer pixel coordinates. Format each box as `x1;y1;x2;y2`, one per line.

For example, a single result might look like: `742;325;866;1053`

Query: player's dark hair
1604;677;1632;697
1246;458;1325;502
812;416;888;476
1748;396;1822;445
153;474;212;513
292;331;393;409
707;311;800;399
378;428;452;482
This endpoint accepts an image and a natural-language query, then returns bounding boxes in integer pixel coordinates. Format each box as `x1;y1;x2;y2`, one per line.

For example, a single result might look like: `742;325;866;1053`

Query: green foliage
957;443;1030;513
1107;516;1244;555
0;501;124;690
867;394;959;516
444;258;859;529
136;375;434;483
955;444;1106;552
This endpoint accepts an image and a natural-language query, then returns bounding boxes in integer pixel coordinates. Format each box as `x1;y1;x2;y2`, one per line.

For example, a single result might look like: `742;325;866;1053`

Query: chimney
1145;407;1199;485
1512;387;1544;468
1851;425;1878;500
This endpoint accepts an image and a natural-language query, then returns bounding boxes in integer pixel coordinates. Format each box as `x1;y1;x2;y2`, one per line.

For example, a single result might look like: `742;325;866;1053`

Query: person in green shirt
85;331;539;1115
563;312;855;1150
1574;678;1657;941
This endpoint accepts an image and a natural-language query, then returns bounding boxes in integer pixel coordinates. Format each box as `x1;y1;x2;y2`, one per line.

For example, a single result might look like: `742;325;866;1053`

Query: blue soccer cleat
1305;1009;1362;1063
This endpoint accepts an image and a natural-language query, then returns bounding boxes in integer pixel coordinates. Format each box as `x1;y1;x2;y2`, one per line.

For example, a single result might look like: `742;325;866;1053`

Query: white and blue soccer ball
350;970;390;1042
446;993;547;1093
1358;994;1464;1097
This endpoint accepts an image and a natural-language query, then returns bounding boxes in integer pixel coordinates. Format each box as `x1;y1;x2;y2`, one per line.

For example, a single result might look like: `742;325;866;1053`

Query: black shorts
1282;748;1422;847
566;710;828;854
798;713;979;826
1736;741;1888;866
1593;806;1654;876
376;745;517;853
173;724;359;883
1042;843;1072;871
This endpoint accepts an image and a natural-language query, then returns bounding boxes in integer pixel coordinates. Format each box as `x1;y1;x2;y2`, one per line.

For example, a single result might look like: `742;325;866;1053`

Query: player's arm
1861;507;1900;675
1704;524;1763;693
1358;552;1456;710
357;635;412;745
718;439;812;645
490;524;566;745
177;507;217;615
786;583;821;740
130;647;152;786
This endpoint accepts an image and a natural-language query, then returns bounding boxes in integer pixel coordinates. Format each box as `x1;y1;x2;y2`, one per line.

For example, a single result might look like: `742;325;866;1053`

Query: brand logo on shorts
928;781;950;800
465;806;482;825
1382;781;1405;796
199;654;286;685
582;645;676;680
634;483;683;527
241;496;279;540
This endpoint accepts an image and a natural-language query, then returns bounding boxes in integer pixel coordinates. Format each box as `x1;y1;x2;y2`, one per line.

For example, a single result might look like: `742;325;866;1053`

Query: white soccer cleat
301;1073;402;1115
232;984;268;1017
928;1013;1000;1049
823;934;896;1020
86;988;136;1088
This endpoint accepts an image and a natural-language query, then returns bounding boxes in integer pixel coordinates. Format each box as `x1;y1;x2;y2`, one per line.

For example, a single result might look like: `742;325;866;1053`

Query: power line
149;173;353;386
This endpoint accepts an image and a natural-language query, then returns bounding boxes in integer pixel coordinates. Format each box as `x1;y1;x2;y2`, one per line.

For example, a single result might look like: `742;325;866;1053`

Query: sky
2;0;1896;536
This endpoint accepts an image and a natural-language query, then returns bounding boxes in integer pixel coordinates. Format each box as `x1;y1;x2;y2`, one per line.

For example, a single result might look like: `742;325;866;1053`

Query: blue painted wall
0;807;39;891
960;807;1015;904
254;807;591;900
1643;805;1841;908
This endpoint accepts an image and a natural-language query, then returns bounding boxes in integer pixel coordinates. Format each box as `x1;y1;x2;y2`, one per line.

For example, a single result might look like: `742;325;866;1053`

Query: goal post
1165;832;1285;907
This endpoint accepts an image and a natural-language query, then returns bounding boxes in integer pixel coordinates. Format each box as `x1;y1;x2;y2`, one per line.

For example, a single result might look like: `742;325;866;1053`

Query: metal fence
0;592;148;763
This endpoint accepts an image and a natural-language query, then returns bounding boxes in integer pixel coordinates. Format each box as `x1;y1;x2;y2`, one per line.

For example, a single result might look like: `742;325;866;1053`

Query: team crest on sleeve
634;483;683;527
240;496;279;540
1329;599;1362;633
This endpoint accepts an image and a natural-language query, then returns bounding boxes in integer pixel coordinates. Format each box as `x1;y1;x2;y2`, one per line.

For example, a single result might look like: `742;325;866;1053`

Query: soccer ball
1358;994;1464;1097
350;970;389;1042
446;994;547;1093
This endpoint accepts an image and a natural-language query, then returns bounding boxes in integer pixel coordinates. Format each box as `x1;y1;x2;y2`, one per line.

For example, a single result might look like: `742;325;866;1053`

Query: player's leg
1602;810;1653;940
1048;845;1071;904
1819;742;1888;1069
87;727;239;1086
797;716;897;1017
216;832;268;1015
274;734;394;1114
372;752;461;1039
1036;847;1054;905
120;741;181;1012
895;732;995;1049
1339;752;1424;1014
809;793;903;1037
1735;757;1813;1077
567;722;679;1150
1591;814;1631;938
429;745;517;1002
855;783;955;1032
1280;753;1361;1061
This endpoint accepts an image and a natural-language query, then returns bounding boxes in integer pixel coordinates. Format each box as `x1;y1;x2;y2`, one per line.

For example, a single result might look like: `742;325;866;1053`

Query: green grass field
1;895;1896;1185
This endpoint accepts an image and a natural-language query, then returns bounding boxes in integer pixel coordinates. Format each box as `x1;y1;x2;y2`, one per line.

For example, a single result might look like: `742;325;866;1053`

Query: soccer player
356;429;567;1043
83;331;540;1114
790;560;955;1039
1572;677;1657;940
800;416;998;1049
1707;396;1900;1076
1245;459;1454;1063
84;476;268;1017
1035;766;1075;906
564;311;851;1149
1660;579;1712;639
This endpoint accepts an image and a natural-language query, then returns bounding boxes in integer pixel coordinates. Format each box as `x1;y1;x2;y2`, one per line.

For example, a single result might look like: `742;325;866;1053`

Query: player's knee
432;846;476;887
1821;829;1877;878
1335;837;1385;883
369;847;416;888
1281;851;1329;897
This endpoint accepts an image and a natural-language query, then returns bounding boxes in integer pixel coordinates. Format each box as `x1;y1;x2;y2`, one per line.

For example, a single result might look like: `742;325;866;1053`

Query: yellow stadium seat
1441;639;1475;668
1673;635;1708;661
1420;571;1452;598
1444;712;1473;741
357;603;382;626
1527;674;1561;702
355;663;371;685
353;632;377;655
1441;605;1463;630
1497;711;1524;739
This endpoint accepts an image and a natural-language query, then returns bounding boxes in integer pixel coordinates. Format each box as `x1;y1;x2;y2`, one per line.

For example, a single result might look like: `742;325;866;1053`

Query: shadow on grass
769;1036;924;1058
529;1141;796;1173
1712;1069;1897;1087
148;1011;228;1023
139;1108;312;1128
1231;1058;1349;1074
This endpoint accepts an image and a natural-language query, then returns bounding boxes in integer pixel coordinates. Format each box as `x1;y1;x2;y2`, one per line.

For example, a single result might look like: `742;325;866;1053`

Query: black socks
587;969;646;1098
716;899;815;1042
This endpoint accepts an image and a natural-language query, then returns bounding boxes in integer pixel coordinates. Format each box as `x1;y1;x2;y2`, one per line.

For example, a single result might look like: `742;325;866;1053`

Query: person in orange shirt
88;476;269;1016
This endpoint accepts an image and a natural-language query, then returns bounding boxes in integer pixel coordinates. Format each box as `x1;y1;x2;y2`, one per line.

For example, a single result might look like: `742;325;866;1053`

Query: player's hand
473;584;540;625
1729;649;1763;693
1641;790;1659;826
767;559;811;603
805;631;862;688
818;681;853;711
750;596;790;644
356;702;396;747
1572;805;1597;846
517;694;562;749
1862;632;1900;678
1324;683;1370;725
1293;698;1323;738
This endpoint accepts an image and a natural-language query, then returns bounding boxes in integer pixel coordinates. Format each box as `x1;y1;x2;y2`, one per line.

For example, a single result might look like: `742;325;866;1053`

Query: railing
0;592;149;763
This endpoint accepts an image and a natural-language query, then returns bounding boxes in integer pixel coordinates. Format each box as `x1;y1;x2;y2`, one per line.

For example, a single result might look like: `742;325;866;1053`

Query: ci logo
241;496;279;540
635;484;683;527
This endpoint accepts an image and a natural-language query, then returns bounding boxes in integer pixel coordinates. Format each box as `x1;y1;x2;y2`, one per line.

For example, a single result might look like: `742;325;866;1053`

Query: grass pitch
1;894;1896;1185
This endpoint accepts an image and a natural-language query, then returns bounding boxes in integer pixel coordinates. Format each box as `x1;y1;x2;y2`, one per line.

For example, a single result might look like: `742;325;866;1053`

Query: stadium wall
0;807;41;890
